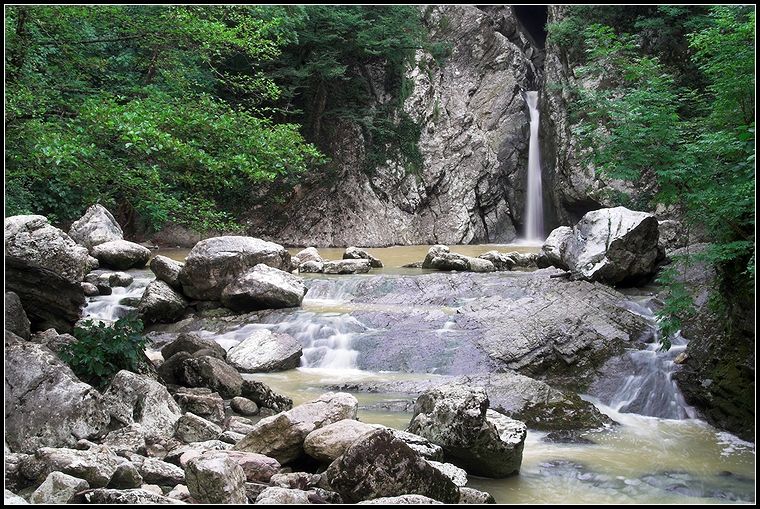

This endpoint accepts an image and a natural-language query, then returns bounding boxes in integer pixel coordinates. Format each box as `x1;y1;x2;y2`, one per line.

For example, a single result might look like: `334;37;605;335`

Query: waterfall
524;91;544;242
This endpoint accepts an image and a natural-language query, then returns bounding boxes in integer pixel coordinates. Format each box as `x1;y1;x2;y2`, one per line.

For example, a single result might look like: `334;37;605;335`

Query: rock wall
250;6;540;247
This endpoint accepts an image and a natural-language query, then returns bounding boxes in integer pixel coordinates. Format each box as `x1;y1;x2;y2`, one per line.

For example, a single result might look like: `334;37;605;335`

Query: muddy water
86;244;756;504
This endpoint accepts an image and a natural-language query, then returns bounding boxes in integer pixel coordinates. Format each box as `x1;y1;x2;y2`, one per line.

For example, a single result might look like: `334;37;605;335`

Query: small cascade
524;91;544;242
591;298;697;420
82;270;153;322
293;313;365;370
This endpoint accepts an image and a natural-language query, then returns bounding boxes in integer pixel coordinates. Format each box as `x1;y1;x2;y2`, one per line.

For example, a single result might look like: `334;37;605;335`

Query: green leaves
60;313;147;388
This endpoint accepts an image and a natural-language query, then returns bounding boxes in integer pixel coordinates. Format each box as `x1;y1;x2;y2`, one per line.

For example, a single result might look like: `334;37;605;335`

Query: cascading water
524;91;544;242
82;270;153;322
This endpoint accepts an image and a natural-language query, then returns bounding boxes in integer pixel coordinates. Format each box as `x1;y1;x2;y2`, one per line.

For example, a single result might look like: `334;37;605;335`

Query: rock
322;259;372;274
161;332;227;361
28;327;76;355
231;397;259;416
233;392;358;464
4;341;109;453
303;419;377;462
158;351;193;385
4;490;28;505
222;451;280;483
184;452;248;504
139;458;185;486
68;204;124;250
5;215;89;331
227;329;303;372
175;413;223;443
226;416;257;435
388;429;444;461
181;356;244;399
268;472;323;489
30;471;89;504
163;440;231;467
103;271;134;287
422;245;469;271
658;219;688;253
138;280;188;324
478;251;516;271
358;495;443;504
178;236;291;300
5;291;30;340
91;240;152;270
174;388;226;425
299;260;324;273
255;487;311;504
86;255;100;271
82;282;100;296
407;382;526;478
295;247;323;263
504;251;539;269
466;256;496;273
325;428;460;503
108;461;143;489
20;444;121;488
219;431;246;445
458;487;496;504
141;484;165;496
220;264;306;312
166;484;192;502
427;460;468;487
150;255;184;290
549;207;663;285
101;425;147;454
674;352;688;365
80;488;185;504
343;246;383;268
537;226;573;270
5;453;30;493
241;379;293;413
102;370;183;442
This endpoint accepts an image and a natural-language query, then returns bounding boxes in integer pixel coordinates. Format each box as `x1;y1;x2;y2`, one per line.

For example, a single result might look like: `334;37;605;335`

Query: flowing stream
84;244;755;504
524;91;544;242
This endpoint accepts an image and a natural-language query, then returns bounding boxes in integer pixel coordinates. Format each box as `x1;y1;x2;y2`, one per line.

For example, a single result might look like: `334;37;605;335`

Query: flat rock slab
227;329;302;372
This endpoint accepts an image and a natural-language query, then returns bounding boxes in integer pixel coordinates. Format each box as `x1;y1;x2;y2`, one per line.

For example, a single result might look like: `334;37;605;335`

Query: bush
60;313;148;388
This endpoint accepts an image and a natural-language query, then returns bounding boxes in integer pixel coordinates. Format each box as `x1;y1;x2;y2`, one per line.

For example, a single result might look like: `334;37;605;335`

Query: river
82;244;756;504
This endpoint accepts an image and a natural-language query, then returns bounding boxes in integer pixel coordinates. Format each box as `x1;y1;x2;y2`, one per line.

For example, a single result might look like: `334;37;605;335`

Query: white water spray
524;91;544;242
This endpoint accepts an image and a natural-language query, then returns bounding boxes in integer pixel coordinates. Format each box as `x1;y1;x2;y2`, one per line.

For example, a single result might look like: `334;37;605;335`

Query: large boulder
68;204;123;250
324;428;460;503
478;251;516;271
174;388;226;425
181;356;244;399
241;380;293;413
220;264;306;312
537;226;573;270
5;291;31;340
226;329;302;372
343;247;383;268
20;444;122;488
233;392;358;464
150;255;184;290
161;332;226;361
78;488;185;504
138;458;185;487
101;370;183;442
5;215;89;331
184;452;248;504
294;247;323;264
5;341;109;453
544;207;663;285
422;245;469;271
91;240;152;270
178;236;291;300
407;382;526;478
175;413;223;443
303;419;377;462
138;280;188;324
322;259;372;274
29;471;89;504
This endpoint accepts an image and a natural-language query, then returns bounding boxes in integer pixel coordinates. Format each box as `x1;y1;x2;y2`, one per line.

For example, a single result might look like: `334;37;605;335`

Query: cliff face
250;6;540;247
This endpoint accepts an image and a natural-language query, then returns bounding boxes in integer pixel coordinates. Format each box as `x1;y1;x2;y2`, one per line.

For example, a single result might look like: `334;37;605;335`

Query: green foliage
60;313;147;388
5;5;323;231
654;264;696;351
564;6;755;348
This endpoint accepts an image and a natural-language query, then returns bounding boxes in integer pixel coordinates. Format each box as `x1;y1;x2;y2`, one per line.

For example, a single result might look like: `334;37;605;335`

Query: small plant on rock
60;313;147;388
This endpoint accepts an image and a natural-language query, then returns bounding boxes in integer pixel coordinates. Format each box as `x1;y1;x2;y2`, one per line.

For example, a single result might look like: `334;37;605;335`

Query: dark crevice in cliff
512;6;548;49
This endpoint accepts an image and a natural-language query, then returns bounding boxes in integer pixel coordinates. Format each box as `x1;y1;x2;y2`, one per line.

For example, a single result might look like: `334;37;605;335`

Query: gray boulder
5;341;109;453
255;487;311;504
101;425;147;455
175;413;223;443
230;397;259;416
30;471;89;504
325;428;460;503
161;332;226;361
223;451;281;483
91;240;151;270
299;260;324;273
181;356;244;399
422;245;470;271
138;280;188;324
139;458;185;487
458;487;496;504
479;251;516;271
102;370;183;442
658;219;688;253
547;207;663;285
68;204;124;250
4;490;28;505
80;488;185;504
220;264;306;312
178;236;291;300
241;380;293;413
150;255;184;290
5;291;30;340
359;495;443;504
163;440;231;467
233;392;358;464
227;329;302;372
407;382;526;478
322;259;372;274
5;215;89;331
343;246;383;268
427;460;468;487
466;256;496;273
82;282;100;296
303;419;377;462
537;226;572;270
185;451;248;504
295;247;323;264
20;444;121;488
174;388;226;425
